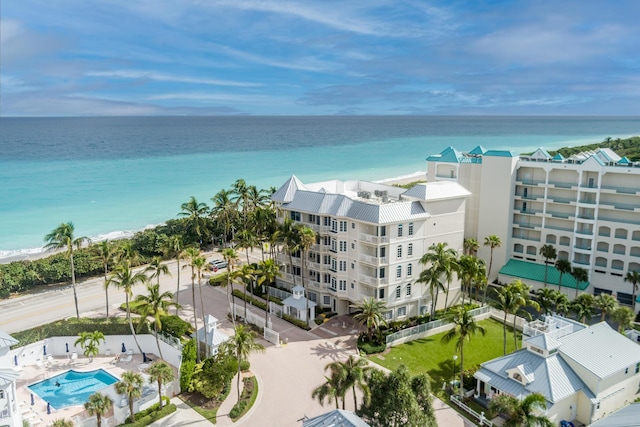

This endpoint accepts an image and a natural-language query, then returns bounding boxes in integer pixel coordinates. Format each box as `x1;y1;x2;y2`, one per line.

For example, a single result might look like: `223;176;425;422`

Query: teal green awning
498;259;589;290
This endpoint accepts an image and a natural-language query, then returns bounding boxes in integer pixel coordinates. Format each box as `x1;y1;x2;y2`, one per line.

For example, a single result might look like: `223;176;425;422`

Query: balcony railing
358;274;388;286
548;196;576;204
359;254;388;265
548;180;576;188
545;224;574;232
546;210;573;219
359;233;389;244
600;185;638;194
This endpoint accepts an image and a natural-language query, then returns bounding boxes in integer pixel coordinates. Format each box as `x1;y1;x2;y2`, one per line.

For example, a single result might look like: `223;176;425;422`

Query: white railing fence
450;394;493;427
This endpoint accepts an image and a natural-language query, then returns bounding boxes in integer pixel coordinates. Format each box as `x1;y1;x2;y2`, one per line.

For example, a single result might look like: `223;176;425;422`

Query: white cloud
85;70;262;87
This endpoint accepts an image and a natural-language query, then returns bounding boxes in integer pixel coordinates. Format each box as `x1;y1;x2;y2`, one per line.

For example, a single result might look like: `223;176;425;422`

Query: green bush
123;397;170;423
118;403;176;426
229;400;247;419
10;317;150;349
160;315;193;339
190;353;237;399
180;340;197;391
208;273;228;287
239;360;250;372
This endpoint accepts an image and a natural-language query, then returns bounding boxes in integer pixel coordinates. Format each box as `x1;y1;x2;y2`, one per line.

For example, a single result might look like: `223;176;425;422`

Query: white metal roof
402;181;471;201
557;322;640;379
303;409;370;427
0;330;18;349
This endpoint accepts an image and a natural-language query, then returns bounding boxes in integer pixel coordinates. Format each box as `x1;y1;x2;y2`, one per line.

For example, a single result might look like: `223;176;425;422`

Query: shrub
190;353;237;399
180;340;197;391
239;360;250;372
208;273;228;287
357;340;386;355
119;403;176;426
123;397;170;423
229;400;247;419
160;315;193;339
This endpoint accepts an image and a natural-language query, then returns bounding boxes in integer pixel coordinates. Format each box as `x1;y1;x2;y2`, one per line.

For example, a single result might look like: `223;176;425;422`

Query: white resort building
427;146;640;307
0;330;21;427
270;175;470;321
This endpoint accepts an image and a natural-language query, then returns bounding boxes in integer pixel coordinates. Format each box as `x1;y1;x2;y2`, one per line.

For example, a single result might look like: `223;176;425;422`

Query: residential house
0;330;22;427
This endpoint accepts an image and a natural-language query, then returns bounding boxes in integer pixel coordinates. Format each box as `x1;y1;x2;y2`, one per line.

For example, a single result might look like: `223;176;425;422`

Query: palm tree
352;297;388;342
51;420;74;427
44;222;89;319
115;371;144;422
624;270;640;313
441;306;486;397
223;324;265;404
571;294;595;324
297;225;317;325
312;370;345;409
75;330;105;362
91;240;115;318
483;235;502;280
535;288;560;316
257;258;282;325
457;255;482;305
145;257;171;286
612;307;635;332
84;392;113;427
594;293;618;321
555;293;570;317
279;218;300;286
163;235;185;315
183;247;205;350
211;188;237;245
179;196;210;246
107;262;148;354
570;267;589;300
232;178;251;227
463;238;479;256
417;267;445;319
146;361;175;409
420;242;458;310
235;228;258;264
222;248;239;325
490;285;519;355
508;280;539;349
135;283;180;360
234;263;256;322
539;244;557;288
489;392;553;427
326;355;371;409
555;259;572;293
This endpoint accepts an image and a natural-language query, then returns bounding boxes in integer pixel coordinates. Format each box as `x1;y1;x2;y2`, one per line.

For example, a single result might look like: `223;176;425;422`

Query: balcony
511;234;541;242
359;274;388;286
359;254;389;265
545;224;574;232
546;210;573;219
515;208;542;215
573;259;591;266
598;216;640;226
576;229;594;236
516;178;545;185
600;201;640;211
548;180;576;189
359;233;389;244
548;196;576;204
600;185;638;195
514;221;541;229
577;199;597;205
514;193;541;200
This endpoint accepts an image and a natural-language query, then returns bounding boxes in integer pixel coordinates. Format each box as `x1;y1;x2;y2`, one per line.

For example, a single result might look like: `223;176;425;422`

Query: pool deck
16;352;159;426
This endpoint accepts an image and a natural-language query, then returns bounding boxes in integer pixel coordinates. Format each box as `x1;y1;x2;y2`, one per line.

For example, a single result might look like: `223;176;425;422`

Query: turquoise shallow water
1;116;639;258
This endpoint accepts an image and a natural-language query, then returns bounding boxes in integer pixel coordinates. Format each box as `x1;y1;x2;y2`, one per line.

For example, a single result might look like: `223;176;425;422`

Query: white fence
385;306;491;347
269;287;292;301
450;394;493;426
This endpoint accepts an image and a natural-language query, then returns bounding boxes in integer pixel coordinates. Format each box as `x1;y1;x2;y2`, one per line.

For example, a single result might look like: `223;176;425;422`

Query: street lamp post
452;354;458;394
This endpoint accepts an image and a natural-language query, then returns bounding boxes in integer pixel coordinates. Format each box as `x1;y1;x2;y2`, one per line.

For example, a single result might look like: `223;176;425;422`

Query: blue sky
1;0;639;116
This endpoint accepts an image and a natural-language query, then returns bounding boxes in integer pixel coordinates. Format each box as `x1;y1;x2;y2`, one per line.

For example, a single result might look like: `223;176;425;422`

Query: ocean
1;116;639;261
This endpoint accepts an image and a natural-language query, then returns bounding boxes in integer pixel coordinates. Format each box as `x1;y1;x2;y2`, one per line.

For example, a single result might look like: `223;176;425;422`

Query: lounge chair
120;354;133;364
46;355;54;365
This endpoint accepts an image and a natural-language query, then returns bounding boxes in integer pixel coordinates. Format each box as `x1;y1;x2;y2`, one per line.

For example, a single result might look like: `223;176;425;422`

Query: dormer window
513;373;523;382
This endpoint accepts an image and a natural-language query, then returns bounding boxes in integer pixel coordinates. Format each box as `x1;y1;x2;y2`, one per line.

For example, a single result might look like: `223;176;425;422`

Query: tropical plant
483;235;502;280
231;178;251;226
107;262;148;353
145;257;171;286
234;263;256;322
539;244;557;288
624;270;640;313
84;392;113;427
441;306;486;397
51;419;74;427
211;188;238;245
489;392;553;427
279;218;300;287
358;365;436;427
162;235;185;315
571;294;595;323
256;258;282;325
555;259;572;292
508;280;539;348
555;293;570;317
179;196;210;246
222;248;239;325
312;367;346;409
324;355;371;410
115;371;145;422
74;330;105;362
222;324;265;404
463;238;479;256
91;240;115;318
44;222;89;319
417;267;445;320
352;297;389;342
612;306;635;332
421;242;458;310
296;225;317;325
594;293;618;321
146;361;175;409
183;247;205;345
570;267;589;299
135;283;180;360
535;288;559;316
457;255;484;305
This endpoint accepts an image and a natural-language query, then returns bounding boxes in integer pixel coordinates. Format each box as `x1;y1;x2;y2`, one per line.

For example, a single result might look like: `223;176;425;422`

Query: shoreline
0;171;427;265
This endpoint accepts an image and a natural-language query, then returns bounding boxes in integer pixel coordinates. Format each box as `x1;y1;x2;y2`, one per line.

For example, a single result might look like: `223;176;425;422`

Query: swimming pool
28;369;119;409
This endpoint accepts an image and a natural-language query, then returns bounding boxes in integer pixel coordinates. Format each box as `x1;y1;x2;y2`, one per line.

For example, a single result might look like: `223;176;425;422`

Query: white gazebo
195;315;230;358
282;285;316;323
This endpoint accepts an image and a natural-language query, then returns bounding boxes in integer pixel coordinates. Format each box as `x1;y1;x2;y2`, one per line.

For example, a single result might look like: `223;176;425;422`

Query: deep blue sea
1;116;639;260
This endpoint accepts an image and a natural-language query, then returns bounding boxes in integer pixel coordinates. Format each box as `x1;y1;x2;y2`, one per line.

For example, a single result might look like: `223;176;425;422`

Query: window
406;284;411;296
636;363;640;374
398;224;403;237
351;242;355;249
292;266;301;276
380;247;386;258
384;310;393;320
309;292;317;302
330;277;337;290
339;280;347;291
397;245;402;258
625;367;629;374
323;236;330;246
396;265;402;278
323;254;331;265
351;262;355;269
397;306;407;317
379;288;385;299
331;219;337;232
323;296;330;305
396;286;401;298
340;241;347;252
324;216;331;226
351;282;355;289
290;211;301;221
351;222;355;229
323;274;331;283
407;263;413;277
331;259;337;271
379;267;385;278
408;223;414;235
408;243;413;256
331;239;337;252
339;260;347;271
340;221;347;232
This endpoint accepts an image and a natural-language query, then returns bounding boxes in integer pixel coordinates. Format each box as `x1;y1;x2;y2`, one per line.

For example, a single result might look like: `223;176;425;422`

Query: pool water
28;369;119;409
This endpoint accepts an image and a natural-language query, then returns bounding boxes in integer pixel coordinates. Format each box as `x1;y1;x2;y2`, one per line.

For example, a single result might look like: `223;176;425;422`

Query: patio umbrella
47;402;51;414
30;393;34;405
142;352;147;363
65;343;69;353
121;343;126;353
43;344;47;356
14;355;18;366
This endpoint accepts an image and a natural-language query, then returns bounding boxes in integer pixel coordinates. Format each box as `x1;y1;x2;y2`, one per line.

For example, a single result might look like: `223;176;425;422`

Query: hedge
231;290;311;330
119;403;176;426
10;317;151;349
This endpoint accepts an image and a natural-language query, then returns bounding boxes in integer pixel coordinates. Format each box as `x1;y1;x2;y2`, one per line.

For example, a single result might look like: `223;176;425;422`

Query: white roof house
302;409;370;427
474;317;640;426
195;315;230;357
271;175;470;321
0;330;22;427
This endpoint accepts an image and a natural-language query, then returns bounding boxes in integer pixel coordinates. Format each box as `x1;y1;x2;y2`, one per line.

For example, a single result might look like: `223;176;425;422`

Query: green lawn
369;318;521;388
